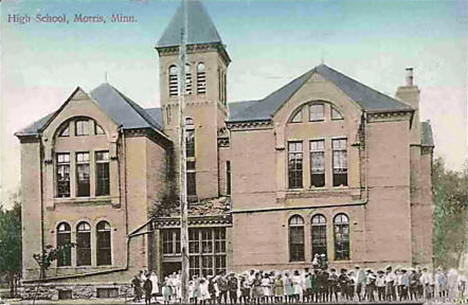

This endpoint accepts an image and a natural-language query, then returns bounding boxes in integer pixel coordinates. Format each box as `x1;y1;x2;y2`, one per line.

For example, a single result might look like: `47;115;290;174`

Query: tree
433;157;468;269
0;191;22;297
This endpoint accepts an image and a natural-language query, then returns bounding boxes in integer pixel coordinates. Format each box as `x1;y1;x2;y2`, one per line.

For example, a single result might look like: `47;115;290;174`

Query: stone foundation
22;283;133;300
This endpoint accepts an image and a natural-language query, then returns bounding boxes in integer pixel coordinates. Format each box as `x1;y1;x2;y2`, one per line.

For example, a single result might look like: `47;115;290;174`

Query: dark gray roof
228;64;413;122
90;83;162;130
144;107;163;127
156;0;223;48
421;120;434;146
16;84;163;137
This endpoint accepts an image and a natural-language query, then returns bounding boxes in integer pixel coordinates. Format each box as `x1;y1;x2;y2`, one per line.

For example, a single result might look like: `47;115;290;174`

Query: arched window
185;64;192;95
289;215;305;261
197;63;206;94
76;222;91;266
58;122;70;137
169;65;178;97
95;123;105;135
56;222;71;267
331;106;344;120
334;213;350;260
311;214;327;259
96;221;111;266
290;108;303;123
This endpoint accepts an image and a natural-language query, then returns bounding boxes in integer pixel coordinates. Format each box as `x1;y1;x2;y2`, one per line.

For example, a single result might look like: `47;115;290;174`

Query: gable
227;64;413;123
16;84;164;139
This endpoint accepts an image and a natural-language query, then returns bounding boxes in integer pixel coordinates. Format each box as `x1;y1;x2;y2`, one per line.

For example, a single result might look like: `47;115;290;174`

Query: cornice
153;214;232;228
226;120;273;131
156;43;231;65
366;110;412;123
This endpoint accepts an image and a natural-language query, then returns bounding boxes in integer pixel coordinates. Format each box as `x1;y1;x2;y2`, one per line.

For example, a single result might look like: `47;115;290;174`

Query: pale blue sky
1;0;467;203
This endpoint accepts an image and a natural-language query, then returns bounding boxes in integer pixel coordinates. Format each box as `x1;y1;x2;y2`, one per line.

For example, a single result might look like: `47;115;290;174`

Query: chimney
395;67;421;144
406;67;414;86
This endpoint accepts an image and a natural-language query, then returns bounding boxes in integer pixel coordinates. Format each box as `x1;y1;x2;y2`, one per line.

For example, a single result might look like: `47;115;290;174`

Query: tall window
162;229;181;255
76;222;91;266
75;120;89;136
311;214;327;259
96;221;111;266
332;139;348;186
185;117;196;197
334;214;350;260
188;228;226;278
288;141;303;189
310;140;325;187
226;161;231;195
56;222;71;267
185;118;195;158
56;153;71;198
289;215;305;261
76;152;90;197
196;63;206;94
95;151;110;196
169;65;178;97
222;72;227;105
185;64;192;95
186;161;197;197
309;103;324;121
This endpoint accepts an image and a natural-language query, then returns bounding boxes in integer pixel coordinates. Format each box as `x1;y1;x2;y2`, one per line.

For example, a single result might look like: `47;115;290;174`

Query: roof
16;84;163;137
156;0;223;48
228;64;413;122
421;120;434;146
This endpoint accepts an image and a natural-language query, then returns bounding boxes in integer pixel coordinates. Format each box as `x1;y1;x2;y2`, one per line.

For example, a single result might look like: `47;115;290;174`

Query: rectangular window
226;161;231;195
56;153;70;198
187;167;197;197
76;152;90;197
187;228;226;278
97;288;118;298
95;151;110;196
310;140;325;187
75;120;89;136
332;139;348;187
288;141;303;189
309;104;324;121
186;129;195;158
162;229;181;255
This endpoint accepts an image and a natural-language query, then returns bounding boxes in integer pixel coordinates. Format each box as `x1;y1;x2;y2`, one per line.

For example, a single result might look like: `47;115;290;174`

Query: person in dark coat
132;275;143;302
143;276;153;305
338;268;349;301
328;267;339;302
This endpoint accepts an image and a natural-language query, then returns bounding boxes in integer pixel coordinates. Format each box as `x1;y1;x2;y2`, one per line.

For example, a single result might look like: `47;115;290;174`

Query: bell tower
155;0;230;200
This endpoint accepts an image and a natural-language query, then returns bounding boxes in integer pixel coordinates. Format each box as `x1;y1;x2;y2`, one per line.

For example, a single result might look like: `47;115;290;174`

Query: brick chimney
396;67;420;145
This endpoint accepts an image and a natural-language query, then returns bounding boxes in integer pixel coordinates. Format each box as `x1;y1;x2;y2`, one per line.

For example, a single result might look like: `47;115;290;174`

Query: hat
330;268;336;272
377;270;384;274
341;268;347;273
354;265;360;269
386;265;392;270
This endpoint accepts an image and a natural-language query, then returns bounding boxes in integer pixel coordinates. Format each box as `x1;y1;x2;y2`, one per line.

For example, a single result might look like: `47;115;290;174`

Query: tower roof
157;0;223;48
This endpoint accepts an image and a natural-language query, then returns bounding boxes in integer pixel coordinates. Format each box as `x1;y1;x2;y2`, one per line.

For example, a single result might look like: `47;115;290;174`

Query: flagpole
178;0;189;303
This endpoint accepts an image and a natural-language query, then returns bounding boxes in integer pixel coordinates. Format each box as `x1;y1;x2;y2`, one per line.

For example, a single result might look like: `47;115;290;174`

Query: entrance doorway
162;262;181;277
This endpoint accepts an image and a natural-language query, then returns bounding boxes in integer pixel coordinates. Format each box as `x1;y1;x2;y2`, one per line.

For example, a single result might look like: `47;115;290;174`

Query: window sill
55;196;112;206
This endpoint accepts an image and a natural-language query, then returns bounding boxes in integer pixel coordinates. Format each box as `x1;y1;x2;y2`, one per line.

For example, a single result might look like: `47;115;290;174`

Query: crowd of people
131;259;467;304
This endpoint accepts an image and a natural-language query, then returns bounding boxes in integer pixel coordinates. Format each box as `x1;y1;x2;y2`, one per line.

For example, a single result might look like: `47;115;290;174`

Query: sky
1;0;467;206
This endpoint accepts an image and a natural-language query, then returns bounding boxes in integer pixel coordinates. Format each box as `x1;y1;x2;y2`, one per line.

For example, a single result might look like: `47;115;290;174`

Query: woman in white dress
199;277;211;304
